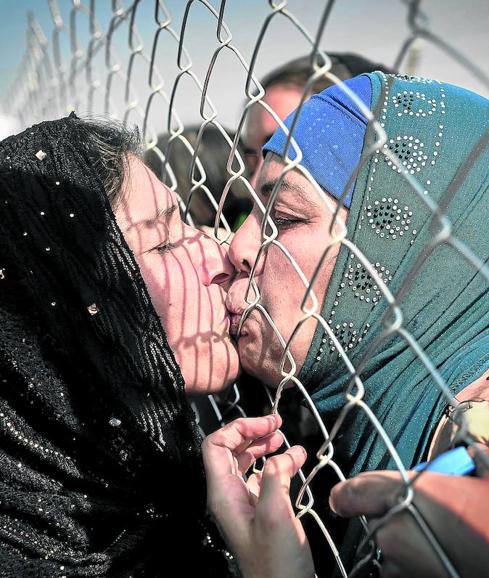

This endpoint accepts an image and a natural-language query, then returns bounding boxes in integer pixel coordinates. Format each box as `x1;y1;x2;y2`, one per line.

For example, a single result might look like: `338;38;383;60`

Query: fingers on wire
257;445;307;519
236;430;285;474
203;415;283;482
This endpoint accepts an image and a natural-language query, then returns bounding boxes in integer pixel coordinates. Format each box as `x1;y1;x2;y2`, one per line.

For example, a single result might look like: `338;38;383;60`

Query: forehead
121;156;175;223
258;153;320;207
247;84;303;145
258;153;302;187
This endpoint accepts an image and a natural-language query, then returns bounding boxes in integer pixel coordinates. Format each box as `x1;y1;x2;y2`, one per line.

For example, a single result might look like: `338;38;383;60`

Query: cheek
134;249;239;393
136;253;197;334
136;256;171;318
137;250;218;349
259;229;335;364
263;228;330;305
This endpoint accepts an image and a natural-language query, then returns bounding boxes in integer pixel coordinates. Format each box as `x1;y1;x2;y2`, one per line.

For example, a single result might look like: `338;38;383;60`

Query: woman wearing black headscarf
0;114;240;576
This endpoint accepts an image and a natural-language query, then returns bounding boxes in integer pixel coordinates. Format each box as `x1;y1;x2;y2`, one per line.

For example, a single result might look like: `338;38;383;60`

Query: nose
250;156;264;190
228;212;263;275
198;230;235;287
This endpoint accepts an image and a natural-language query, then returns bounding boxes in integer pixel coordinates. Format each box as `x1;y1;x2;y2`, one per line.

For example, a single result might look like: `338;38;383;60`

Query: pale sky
1;0;488;132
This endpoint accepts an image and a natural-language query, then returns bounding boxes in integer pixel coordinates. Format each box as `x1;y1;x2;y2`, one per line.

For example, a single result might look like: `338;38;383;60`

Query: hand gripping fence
3;1;489;577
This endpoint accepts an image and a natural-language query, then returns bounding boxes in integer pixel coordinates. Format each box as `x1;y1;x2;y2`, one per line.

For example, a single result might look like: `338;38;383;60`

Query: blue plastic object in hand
413;446;476;476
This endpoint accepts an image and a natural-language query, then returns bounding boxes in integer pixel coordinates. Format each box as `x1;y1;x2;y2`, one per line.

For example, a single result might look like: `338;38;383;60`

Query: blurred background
1;0;488;132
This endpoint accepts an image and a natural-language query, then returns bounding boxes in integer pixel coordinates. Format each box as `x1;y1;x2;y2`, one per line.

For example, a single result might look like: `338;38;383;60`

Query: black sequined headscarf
0;114;237;576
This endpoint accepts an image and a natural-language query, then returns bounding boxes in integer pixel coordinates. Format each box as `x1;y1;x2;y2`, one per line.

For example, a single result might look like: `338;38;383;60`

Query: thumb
329;472;405;518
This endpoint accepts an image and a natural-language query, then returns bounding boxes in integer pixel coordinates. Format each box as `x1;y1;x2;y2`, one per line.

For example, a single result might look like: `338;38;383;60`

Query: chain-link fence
3;1;489;577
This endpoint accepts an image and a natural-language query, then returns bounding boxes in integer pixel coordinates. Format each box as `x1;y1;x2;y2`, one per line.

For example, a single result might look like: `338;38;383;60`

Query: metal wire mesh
3;1;489;577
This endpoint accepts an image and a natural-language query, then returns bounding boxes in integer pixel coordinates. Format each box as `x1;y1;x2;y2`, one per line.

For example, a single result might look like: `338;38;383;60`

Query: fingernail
268;413;282;426
291;445;307;458
329;493;338;514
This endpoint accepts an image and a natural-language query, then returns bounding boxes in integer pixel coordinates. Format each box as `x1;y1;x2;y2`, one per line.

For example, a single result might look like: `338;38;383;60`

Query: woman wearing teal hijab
229;70;489;471
299;71;489;474
217;71;489;576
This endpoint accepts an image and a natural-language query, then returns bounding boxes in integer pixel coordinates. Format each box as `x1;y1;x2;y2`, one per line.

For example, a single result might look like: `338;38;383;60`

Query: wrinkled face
115;156;240;394
245;83;304;186
227;153;347;387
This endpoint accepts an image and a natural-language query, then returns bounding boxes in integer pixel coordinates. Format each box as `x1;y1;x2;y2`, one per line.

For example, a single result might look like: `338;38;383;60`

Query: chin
208;366;241;394
239;352;277;388
188;374;239;396
189;349;241;395
238;336;284;388
178;332;242;395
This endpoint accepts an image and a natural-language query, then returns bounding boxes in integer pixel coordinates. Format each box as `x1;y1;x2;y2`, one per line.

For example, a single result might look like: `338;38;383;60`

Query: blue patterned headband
262;75;372;208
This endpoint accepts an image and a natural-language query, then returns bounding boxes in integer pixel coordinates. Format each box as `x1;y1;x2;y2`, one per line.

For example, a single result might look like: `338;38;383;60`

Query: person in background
145;125;252;231
244;52;392;185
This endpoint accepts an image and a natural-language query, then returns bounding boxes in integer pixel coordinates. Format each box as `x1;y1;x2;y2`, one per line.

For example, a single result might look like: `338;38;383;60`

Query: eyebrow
260;179;314;207
124;203;178;233
152;203;178;222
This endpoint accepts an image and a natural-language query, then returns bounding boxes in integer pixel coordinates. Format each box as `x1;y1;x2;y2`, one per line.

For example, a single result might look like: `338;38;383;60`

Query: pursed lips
225;286;248;338
226;302;245;337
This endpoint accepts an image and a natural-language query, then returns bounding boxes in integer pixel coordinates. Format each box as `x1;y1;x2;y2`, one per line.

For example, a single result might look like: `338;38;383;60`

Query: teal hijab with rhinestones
293;72;489;478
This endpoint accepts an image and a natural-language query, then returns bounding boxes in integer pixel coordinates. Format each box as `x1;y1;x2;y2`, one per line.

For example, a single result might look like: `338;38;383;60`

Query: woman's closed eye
152;241;178;254
272;212;308;229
